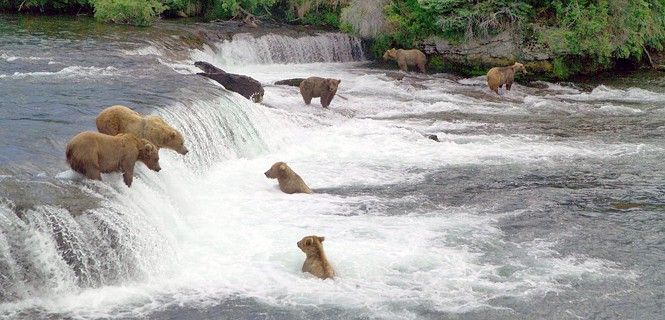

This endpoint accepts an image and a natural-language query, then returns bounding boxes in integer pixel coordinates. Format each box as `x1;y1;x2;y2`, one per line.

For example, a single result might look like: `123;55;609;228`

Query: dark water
1;14;665;320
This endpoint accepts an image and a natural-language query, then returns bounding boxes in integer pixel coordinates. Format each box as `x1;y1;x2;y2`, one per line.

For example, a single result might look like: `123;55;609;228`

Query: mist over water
1;16;665;319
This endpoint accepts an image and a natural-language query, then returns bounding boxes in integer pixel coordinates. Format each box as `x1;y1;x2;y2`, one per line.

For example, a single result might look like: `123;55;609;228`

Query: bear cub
297;235;335;280
264;161;312;194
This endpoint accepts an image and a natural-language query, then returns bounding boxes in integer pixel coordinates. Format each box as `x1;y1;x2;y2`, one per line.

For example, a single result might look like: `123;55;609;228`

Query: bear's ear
335;79;341;85
305;238;313;246
279;163;287;171
318;236;325;243
144;142;156;154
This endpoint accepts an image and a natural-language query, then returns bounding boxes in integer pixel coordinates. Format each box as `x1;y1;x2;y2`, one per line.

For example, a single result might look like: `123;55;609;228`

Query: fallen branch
643;45;657;69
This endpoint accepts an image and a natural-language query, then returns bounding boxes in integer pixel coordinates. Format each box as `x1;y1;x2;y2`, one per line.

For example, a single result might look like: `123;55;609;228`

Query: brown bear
383;48;427;73
299;77;341;109
297;235;335;280
486;62;528;94
95;105;188;155
66;131;161;187
264;161;312;194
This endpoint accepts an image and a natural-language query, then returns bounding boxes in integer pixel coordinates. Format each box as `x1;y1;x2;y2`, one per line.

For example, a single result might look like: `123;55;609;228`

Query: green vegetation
93;0;165;26
0;0;343;27
376;0;665;78
4;0;665;77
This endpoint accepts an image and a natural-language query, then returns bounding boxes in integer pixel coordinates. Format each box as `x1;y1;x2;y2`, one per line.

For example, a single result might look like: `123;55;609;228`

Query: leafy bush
301;7;340;27
384;0;533;48
384;0;439;48
92;0;165;26
0;0;90;12
369;34;392;59
539;0;665;66
203;0;278;20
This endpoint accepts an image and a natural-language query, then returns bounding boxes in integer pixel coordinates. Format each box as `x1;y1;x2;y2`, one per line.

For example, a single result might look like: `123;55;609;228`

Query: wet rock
0;178;100;217
195;61;264;103
427;134;440;142
420;30;553;76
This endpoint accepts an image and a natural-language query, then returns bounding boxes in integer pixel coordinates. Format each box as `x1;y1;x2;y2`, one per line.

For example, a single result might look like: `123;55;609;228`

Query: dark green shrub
92;0;165;26
370;34;392;60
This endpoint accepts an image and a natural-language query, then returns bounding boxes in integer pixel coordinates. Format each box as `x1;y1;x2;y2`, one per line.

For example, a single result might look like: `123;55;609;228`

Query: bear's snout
264;171;271;178
179;147;189;155
155;166;161;172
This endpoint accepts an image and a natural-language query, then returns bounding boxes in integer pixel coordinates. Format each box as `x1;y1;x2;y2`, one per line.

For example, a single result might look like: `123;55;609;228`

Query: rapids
1;16;664;320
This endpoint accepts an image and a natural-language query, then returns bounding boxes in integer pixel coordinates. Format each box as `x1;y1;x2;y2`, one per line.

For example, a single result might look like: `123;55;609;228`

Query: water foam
0;66;118;79
190;32;364;66
1;32;647;319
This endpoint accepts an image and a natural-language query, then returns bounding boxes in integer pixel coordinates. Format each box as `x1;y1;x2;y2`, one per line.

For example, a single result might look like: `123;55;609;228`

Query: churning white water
0;32;651;319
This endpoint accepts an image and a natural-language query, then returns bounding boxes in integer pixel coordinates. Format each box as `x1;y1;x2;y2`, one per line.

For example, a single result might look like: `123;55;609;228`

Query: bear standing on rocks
66;131;161;187
299;77;341;109
297;235;335;280
96;105;188;155
486;62;528;94
383;48;427;73
264;161;312;194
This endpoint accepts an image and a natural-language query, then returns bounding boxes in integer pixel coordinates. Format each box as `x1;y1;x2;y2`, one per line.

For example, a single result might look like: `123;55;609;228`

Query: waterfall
191;32;364;66
0;30;361;310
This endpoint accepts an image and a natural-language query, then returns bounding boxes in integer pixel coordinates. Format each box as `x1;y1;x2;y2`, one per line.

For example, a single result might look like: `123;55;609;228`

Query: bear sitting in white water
264;162;312;194
297;235;335;279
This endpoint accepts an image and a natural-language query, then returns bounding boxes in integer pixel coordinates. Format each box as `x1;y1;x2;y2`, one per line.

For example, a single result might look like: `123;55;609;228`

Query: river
1;15;664;320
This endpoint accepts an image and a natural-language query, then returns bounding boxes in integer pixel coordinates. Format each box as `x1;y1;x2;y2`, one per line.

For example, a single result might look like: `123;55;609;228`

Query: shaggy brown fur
299;77;341;109
297;235;335;280
264;162;312;194
486;62;527;94
95;105;188;155
66;131;161;187
383;48;427;73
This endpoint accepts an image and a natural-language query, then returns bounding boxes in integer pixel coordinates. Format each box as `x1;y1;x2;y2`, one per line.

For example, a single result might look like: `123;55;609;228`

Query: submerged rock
194;61;264;103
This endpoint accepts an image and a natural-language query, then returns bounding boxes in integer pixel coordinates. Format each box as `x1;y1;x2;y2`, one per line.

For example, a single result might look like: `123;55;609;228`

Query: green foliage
92;0;165;26
162;0;189;11
384;0;440;48
301;8;340;27
203;0;277;20
552;56;570;79
339;20;354;33
370;34;392;60
0;0;90;12
540;0;665;66
428;55;445;72
421;0;533;39
384;0;533;48
272;0;346;27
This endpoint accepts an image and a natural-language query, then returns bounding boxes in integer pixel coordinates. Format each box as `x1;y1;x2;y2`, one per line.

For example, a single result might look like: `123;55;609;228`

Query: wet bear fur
264;161;312;194
66;131;161;187
297;235;335;279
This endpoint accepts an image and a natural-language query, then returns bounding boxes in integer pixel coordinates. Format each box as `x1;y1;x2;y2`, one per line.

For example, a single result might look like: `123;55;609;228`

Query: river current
1;16;664;320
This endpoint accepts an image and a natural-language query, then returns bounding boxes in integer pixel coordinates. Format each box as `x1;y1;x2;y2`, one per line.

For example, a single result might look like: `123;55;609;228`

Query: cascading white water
191;32;364;66
1;30;649;319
